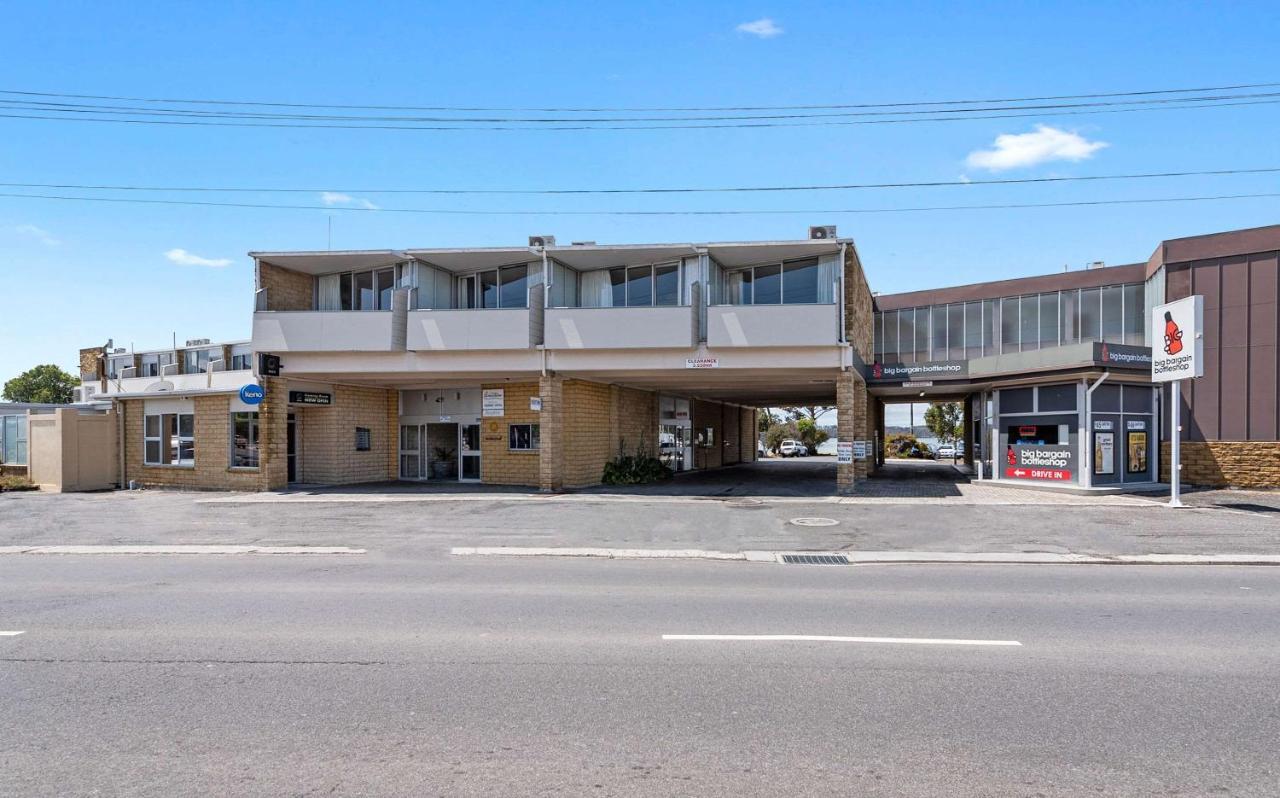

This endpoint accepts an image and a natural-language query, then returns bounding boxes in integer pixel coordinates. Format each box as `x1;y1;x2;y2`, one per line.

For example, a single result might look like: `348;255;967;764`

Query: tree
795;417;829;451
3;364;78;404
786;406;833;424
924;402;963;447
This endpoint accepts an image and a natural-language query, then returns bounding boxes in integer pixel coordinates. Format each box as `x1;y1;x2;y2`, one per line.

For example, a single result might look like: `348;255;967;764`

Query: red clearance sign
1005;467;1072;481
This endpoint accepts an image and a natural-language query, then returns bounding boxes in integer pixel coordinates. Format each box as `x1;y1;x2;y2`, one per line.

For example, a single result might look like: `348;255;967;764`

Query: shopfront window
230;412;260;469
1;415;27;465
509;423;540;451
144;412;194;466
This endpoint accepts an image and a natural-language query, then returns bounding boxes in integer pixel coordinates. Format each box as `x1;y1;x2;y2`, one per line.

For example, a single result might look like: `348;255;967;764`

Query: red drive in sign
1005;467;1072;481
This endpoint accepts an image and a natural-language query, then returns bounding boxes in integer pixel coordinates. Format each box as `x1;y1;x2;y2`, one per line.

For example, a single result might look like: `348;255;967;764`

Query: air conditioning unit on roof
809;225;838;240
528;235;556;248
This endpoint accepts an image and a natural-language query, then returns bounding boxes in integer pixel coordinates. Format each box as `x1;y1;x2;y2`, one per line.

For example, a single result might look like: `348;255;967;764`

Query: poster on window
1093;432;1115;475
1127;432;1148;473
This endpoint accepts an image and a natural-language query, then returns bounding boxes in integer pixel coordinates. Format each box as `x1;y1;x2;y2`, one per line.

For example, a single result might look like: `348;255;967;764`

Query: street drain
725;498;767;508
790;517;839;527
781;554;851;565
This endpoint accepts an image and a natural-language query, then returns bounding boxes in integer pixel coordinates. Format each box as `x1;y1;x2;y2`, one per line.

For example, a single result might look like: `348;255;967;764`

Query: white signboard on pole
1151;295;1204;508
1150;295;1204;383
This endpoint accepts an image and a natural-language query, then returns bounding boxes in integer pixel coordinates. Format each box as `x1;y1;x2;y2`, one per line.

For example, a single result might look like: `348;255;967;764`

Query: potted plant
431;446;456;479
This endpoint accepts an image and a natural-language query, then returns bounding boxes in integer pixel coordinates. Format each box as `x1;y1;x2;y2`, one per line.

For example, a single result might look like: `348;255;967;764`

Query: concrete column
962;394;974;468
538;374;564;492
836;368;870;494
259;376;289;490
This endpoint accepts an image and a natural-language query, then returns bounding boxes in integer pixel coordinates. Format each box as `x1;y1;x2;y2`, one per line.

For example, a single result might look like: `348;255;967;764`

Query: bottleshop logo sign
868;360;968;382
1005;444;1074;482
1095;343;1152;368
1150;295;1205;383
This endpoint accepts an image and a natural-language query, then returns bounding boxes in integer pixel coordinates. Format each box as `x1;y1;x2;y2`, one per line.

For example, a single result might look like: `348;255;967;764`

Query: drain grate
781;554;851;566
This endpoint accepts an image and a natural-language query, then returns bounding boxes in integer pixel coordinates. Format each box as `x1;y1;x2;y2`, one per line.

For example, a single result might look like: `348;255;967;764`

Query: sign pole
1169;379;1183;508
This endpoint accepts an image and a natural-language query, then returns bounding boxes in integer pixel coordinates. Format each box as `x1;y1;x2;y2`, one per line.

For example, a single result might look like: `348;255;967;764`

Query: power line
2;80;1277;113
2;91;1277;123
0;189;1276;216
2;97;1278;131
3;166;1277;196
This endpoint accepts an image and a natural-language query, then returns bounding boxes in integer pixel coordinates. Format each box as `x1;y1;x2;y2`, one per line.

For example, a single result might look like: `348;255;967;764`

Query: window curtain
816;257;838;304
726;271;746;305
580;269;613;307
317;274;342;310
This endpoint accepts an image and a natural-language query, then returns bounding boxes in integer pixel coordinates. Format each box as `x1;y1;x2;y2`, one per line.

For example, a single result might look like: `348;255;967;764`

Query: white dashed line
662;634;1022;646
0;631;25;637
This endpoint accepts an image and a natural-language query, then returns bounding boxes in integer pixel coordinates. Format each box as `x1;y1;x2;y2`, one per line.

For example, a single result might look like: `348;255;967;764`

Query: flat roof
101;339;251;358
874;262;1147;311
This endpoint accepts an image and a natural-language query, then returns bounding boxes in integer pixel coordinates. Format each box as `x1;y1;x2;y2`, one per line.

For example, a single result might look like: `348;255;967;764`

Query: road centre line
0;545;365;555
0;631;25;637
662;634;1022;647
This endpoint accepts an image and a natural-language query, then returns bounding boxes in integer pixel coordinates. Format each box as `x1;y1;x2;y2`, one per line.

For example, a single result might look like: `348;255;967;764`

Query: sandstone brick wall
78;347;104;382
258;262;314;311
119;396;266;491
295;384;397;485
1160;440;1280;489
538;375;564;491
843;245;875;364
836;369;871;493
722;404;741;464
611;385;658;458
739;407;757;462
562;380;612;488
481;381;542;487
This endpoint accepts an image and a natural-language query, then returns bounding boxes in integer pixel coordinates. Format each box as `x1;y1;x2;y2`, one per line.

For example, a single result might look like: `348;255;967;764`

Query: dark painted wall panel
1248;345;1277;440
1219;346;1249;440
1221;256;1249;308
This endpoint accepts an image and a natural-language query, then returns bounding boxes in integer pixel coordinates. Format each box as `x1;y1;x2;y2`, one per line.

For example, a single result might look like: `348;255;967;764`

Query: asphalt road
2;554;1278;796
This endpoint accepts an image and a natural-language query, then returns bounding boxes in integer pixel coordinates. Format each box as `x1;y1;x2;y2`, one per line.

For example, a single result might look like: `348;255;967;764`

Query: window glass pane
145;415;160;437
1001;297;1019;353
626;265;653;307
1038;384;1077;412
355;271;375;310
738;269;753;305
1123;385;1153;413
931;304;948;358
882;310;899;360
1059;290;1078;345
609;268;627;307
231;412;259;468
1019;295;1039;351
459;275;476;309
753;264;781;304
1102;286;1123;342
947;303;965;360
499;265;528;308
340;273;353;310
915;306;931;361
145;440;161;464
480;270;500;308
655;264;680;306
782;258;819;304
1079;288;1101;343
1039;293;1058;348
178;414;194;438
897;309;915;363
982;300;997;356
1122;284;1144;345
964;301;982;359
376;268;395;310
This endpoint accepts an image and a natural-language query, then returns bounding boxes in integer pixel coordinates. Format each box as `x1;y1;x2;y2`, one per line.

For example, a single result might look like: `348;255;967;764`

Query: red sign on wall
1005;467;1072;481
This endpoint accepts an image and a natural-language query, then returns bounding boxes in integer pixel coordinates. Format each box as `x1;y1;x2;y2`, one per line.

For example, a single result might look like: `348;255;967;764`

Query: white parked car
779;439;807;457
935;444;957;459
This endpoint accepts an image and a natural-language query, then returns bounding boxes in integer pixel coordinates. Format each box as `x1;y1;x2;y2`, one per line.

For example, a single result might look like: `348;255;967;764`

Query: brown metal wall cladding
1165;250;1279;442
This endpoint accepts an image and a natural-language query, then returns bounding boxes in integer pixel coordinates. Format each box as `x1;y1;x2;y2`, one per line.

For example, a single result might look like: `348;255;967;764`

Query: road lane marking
0;631;25;637
662;634;1022;647
0;545;365;555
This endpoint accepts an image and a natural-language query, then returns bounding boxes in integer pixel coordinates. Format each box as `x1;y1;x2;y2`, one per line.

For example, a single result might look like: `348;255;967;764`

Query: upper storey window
317;267;396;311
725;257;834;305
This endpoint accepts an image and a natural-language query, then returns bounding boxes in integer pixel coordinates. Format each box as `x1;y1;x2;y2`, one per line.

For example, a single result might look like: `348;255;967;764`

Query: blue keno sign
239;384;265;405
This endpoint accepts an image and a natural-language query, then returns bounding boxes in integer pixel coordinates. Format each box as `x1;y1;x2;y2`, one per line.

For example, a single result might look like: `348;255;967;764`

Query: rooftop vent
570;240;596;246
528;235;556;248
809;225;838;240
185;338;211;347
1088;261;1106;270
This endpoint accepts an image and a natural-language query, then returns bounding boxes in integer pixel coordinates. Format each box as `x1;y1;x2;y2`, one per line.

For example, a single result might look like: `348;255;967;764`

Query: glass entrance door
460;423;481;481
399;424;423;479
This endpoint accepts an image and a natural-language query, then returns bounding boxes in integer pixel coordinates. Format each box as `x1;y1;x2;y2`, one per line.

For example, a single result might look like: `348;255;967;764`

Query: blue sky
1;0;1278;396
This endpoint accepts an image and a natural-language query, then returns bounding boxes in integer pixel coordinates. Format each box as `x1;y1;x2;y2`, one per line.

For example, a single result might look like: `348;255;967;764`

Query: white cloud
320;191;378;210
165;248;232;268
14;223;60;246
736;18;783;38
965;125;1108;171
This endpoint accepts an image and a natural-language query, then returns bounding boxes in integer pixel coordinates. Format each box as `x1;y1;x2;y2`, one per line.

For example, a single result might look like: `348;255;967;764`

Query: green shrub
601;439;673;485
884;433;933;459
0;475;36;492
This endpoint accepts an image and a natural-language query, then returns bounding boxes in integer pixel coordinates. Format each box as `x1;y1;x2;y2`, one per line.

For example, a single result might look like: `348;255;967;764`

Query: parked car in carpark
935;444;957;459
779;439;808;457
758;440;766;458
816;439;838;456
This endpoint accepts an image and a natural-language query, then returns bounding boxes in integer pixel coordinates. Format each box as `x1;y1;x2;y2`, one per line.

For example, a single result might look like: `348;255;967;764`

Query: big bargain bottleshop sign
1005;444;1075;482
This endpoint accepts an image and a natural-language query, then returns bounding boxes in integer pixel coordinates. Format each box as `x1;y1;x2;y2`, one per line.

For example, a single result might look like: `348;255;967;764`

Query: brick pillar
836;369;870;494
259;376;289;490
538;374;564;492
